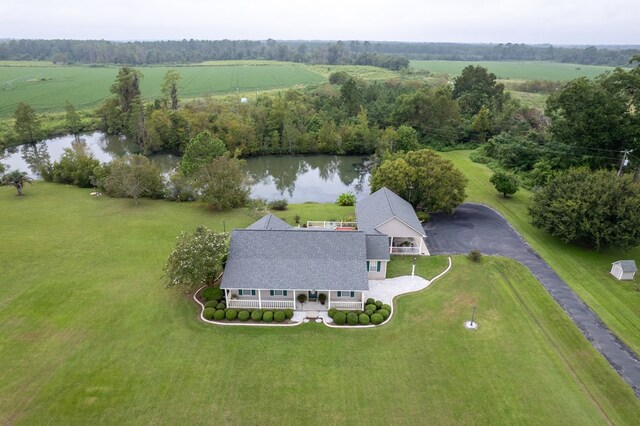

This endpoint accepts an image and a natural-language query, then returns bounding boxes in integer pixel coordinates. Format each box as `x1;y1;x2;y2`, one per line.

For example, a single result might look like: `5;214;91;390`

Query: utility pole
617;149;633;178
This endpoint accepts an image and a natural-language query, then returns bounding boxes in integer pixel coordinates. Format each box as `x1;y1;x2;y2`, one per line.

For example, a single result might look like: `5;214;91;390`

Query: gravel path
424;203;640;397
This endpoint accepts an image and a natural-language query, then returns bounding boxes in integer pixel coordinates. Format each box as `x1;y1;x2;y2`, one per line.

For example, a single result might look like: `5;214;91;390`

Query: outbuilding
610;260;637;280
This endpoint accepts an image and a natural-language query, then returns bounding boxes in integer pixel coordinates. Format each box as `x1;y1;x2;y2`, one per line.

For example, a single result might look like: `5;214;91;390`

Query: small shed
610;260;637;280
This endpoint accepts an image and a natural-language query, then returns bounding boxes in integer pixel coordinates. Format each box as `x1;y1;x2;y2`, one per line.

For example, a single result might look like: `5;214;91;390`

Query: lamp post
470;306;476;327
411;256;416;278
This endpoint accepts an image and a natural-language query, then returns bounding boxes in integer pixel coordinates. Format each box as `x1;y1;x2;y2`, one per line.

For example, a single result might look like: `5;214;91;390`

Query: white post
225;289;229;305
258;289;262;309
361;293;364;310
412;264;415;277
328;291;331;309
390;236;394;253
292;290;296;310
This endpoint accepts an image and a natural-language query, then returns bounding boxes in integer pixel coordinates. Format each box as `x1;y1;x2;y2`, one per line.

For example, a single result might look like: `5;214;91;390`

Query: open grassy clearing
438;150;640;357
1;183;639;424
411;60;616;81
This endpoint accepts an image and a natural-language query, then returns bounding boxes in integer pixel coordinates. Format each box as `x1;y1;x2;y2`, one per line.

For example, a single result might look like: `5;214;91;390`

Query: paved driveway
424;203;640;397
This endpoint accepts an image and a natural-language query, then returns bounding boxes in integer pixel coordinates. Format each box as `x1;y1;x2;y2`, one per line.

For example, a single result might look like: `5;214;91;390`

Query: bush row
327;298;391;326
202;307;294;323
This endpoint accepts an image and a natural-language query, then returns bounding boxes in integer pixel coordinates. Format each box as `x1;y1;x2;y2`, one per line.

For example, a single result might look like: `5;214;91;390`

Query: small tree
14;102;41;143
336;192;356;206
164;226;228;288
179;131;227;176
194;154;250;210
2;170;32;195
490;171;519;198
103;155;164;204
64;101;82;139
468;249;482;262
161;70;181;110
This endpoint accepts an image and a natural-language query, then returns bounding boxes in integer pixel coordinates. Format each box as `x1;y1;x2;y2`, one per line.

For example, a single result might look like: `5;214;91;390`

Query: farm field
1;183;639;424
438;150;640;357
0;62;327;116
411;60;616;81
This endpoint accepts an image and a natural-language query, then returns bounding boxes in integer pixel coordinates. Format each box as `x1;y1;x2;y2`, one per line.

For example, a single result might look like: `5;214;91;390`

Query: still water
1;132;370;202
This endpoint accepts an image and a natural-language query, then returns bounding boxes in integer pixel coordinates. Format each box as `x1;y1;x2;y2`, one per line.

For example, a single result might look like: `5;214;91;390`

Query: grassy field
411;60;616;81
0;62;327;117
1;182;639;423
438;150;640;357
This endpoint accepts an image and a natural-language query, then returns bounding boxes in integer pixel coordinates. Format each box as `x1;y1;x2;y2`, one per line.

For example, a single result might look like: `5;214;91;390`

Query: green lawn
438;150;640;356
387;255;450;280
1;183;639;423
411;60;616;81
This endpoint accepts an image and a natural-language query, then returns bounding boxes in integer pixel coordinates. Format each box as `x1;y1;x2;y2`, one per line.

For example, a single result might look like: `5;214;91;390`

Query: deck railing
227;299;295;310
390;246;420;255
306;221;357;230
330;301;362;310
262;300;295;309
227;299;260;309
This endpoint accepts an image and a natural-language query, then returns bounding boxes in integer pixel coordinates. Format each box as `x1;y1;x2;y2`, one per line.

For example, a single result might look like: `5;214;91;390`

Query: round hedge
213;309;226;321
346;312;358;325
328;308;337;318
263;311;274;323
225;309;238;321
378;309;390;320
364;309;374;316
216;302;226;310
375;300;383;309
203;307;216;320
366;297;375;305
251;310;263;321
382;304;392;312
370;313;384;325
238;310;250;321
284;309;294;319
358;313;370;325
333;311;347;325
365;304;377;312
274;311;286;322
204;300;218;309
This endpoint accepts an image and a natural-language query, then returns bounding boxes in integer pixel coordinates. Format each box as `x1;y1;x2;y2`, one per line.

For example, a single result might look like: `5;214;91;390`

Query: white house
610;260;637;281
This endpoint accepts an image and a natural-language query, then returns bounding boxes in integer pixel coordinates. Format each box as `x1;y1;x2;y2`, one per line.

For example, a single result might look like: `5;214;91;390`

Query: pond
1;132;370;203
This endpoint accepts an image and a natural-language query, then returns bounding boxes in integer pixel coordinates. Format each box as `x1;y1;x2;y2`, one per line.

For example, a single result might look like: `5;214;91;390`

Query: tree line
1;39;637;67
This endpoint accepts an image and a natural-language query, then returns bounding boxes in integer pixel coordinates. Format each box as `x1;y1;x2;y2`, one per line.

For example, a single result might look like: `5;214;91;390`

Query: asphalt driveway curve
424;203;640;398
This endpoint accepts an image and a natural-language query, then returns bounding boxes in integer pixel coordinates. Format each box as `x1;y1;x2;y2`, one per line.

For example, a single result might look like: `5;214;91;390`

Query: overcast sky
2;0;638;45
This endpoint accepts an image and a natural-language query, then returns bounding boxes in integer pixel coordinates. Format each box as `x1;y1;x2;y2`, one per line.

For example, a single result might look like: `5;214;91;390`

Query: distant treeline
1;39;638;67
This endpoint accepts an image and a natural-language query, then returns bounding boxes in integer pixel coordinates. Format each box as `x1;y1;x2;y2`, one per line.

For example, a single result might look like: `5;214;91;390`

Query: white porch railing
261;300;295;309
306;221;357;230
390;246;420;254
227;299;260;309
331;301;362;310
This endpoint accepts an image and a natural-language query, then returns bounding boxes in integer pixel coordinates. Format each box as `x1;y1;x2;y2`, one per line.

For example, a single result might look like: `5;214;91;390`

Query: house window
367;261;381;272
269;290;288;296
239;289;256;296
337;291;355;298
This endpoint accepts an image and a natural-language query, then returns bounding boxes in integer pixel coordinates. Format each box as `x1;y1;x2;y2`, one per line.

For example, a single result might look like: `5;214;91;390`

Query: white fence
306;221;357;230
262;300;295;309
227;299;260;309
390;246;420;255
330;301;362;310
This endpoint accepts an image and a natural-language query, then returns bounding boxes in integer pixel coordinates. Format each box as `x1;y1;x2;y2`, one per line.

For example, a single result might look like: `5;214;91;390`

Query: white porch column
390;236;394;253
328;291;331;309
225;289;229;304
361;292;365;310
292;290;296;310
258;289;262;309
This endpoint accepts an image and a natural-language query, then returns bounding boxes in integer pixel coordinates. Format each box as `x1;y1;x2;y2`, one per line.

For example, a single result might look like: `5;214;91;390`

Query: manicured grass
387;255;450;280
1;182;639;423
0;62;327;117
411;60;616;81
438;150;640;356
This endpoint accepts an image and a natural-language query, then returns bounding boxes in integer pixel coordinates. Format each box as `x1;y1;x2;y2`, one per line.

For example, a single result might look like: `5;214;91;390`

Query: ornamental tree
164;226;228;288
490;171;519;198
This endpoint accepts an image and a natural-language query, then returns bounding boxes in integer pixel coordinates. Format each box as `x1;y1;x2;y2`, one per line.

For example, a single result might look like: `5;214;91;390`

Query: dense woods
1;39;637;67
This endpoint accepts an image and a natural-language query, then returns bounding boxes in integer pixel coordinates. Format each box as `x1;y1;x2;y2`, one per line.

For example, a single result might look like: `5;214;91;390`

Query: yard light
411;256;416;278
470;306;476;327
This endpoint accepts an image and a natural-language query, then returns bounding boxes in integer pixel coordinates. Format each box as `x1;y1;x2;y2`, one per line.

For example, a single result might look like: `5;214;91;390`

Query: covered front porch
390;236;429;255
225;289;365;311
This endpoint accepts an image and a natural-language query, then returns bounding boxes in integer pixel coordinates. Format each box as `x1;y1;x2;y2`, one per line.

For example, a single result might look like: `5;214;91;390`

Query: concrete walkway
368;276;430;305
424;203;640;397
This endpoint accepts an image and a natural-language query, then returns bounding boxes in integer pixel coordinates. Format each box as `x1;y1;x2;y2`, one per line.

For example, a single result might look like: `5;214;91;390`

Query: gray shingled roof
356;187;426;237
614;260;638;272
221;229;369;291
246;214;292;230
366;234;391;260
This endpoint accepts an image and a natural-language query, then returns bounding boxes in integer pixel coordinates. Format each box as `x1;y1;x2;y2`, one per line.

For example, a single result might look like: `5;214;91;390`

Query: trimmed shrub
213;309;226;321
375;300;383;309
238;310;250;321
382;304;392;312
202;287;215;301
210;288;223;301
371;313;384;325
347;312;358;325
378;309;390;320
263;311;274;323
216;302;226;310
333;311;347;325
225;309;238;321
251;310;263;321
364;309;374;316
468;249;482;262
365;304;377;312
203;287;223;302
297;294;307;304
366;298;375;305
274;311;286;322
359;313;370;325
203;307;216;320
268;199;288;211
204;300;218;308
284;309;294;319
318;293;327;304
328;308;337;318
